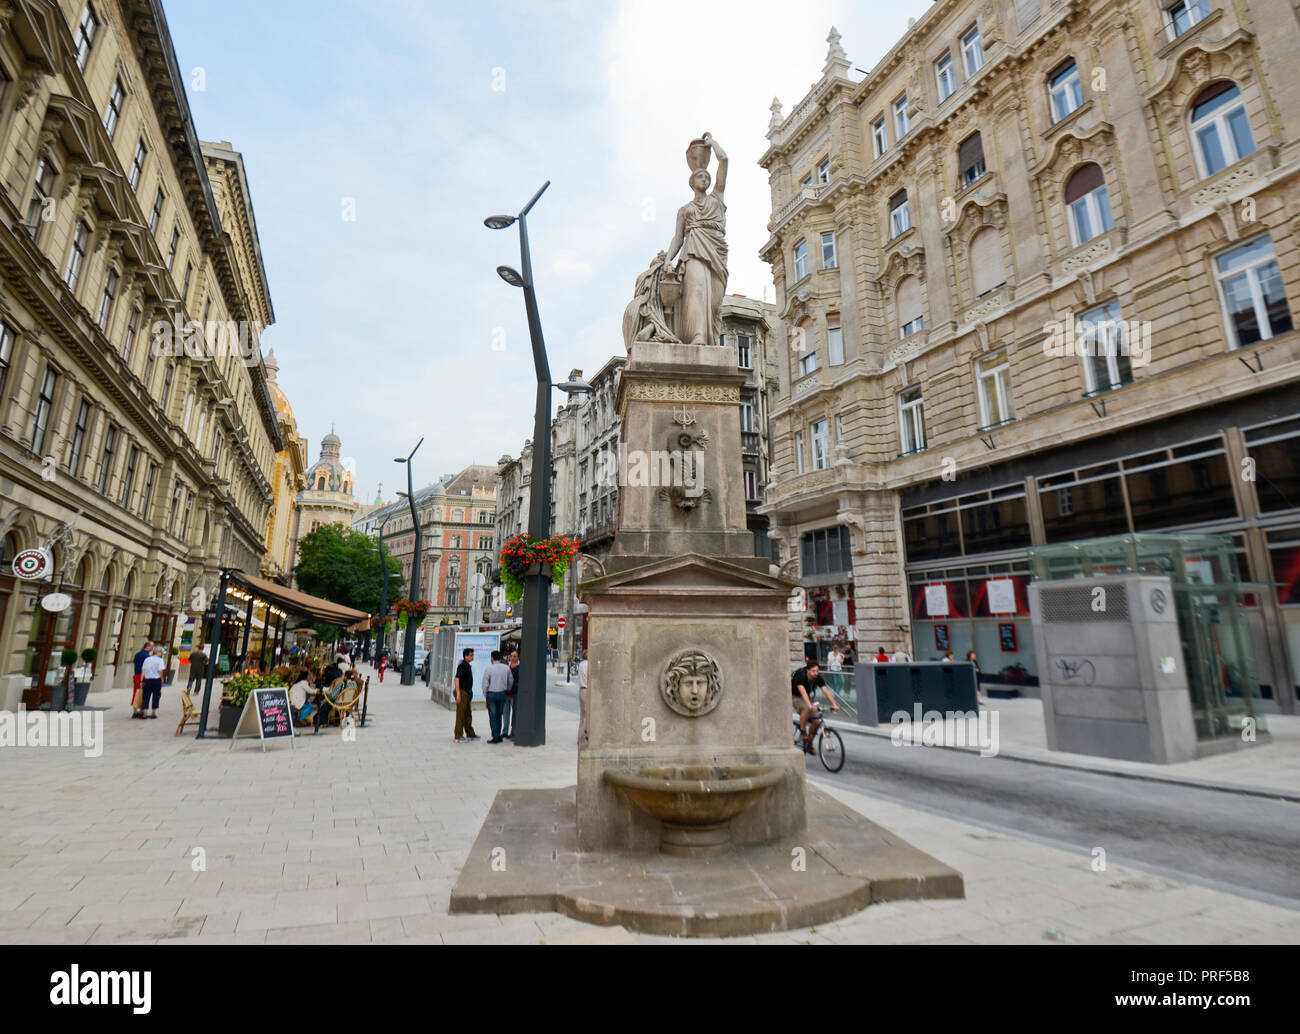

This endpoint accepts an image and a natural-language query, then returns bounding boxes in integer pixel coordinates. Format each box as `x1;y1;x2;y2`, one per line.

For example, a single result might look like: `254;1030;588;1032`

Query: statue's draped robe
678;193;728;345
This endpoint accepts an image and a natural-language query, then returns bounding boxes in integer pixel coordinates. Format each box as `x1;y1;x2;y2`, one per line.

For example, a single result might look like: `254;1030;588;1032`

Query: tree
294;523;405;617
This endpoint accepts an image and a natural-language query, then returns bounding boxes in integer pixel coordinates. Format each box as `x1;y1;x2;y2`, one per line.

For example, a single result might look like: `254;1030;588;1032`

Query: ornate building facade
759;4;1300;712
261;347;306;584
0;0;284;706
290;429;357;575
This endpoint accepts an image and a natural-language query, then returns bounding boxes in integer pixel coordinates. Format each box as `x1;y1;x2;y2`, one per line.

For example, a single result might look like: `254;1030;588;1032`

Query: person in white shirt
890;648;912;663
140;649;165;720
826;645;844;696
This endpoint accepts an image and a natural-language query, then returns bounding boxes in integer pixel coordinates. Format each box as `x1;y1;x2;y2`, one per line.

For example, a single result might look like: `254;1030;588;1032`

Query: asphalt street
544;676;1299;906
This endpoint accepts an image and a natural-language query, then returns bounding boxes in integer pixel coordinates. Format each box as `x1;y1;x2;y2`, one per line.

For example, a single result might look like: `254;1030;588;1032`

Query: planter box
49;684;70;711
218;704;242;738
73;682;91;707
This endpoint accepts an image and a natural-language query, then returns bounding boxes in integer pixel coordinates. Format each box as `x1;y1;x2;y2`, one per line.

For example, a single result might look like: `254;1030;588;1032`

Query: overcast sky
166;0;929;500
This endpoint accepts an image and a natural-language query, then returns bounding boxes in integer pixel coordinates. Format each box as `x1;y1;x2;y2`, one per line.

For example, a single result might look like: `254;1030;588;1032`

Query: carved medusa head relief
661;649;723;718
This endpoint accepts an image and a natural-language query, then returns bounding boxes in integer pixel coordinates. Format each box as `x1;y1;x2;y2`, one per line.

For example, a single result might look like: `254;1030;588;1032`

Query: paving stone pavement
1;665;1296;944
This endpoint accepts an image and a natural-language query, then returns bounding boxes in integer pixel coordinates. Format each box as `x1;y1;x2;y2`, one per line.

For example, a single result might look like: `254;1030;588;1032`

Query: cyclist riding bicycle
791;660;840;755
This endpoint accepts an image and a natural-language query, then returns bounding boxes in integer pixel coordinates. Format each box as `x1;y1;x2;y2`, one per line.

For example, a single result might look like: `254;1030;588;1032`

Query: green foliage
80;647;97;664
294;522;405;616
223;671;284;708
60;648;78;666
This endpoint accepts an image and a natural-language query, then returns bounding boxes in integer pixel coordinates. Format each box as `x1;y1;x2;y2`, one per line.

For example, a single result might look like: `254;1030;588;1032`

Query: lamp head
555;378;593;396
497;265;525;288
484;215;516;230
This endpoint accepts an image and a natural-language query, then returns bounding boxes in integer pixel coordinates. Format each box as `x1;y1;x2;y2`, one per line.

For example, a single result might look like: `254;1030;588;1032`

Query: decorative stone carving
768;97;784;132
887;336;928;367
963;292;1004;324
661;649;722;717
1190;163;1257;208
625;382;740;404
1063;238;1111;271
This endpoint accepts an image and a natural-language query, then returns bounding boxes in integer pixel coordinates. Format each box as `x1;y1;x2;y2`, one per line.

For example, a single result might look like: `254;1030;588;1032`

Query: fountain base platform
449;784;963;937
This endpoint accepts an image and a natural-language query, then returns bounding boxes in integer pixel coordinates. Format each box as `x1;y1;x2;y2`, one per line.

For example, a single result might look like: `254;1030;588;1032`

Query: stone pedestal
576;340;805;852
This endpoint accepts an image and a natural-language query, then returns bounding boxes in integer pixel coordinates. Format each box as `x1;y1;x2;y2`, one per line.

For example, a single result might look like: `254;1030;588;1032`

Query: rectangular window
1215;236;1293;348
103;78;124;139
900;315;924;339
959;132;987;187
817;158;831;184
744;469;759;500
31;365;57;454
740;400;756;433
75;4;98;70
0;321;13;402
1166;0;1210;39
1050;62;1084;123
123;307;140;365
793;239;808;281
139;463;155;518
800;526;853;577
64;220;90;290
872;117;888;158
899;387;926;454
795;431;805;475
97;268;118;330
180;261;193;301
166;227;179;270
128;138;147;190
811;419;830;470
149;189;164;233
68;399;90;476
800;173;813;188
890;193;911;238
821;231;837;269
26;157;55;235
936;53;955;102
1079;300;1133;393
894;95;910;139
159;362;174;407
962;26;985;76
736;334;752;369
97;424;117;494
798;349;818;377
827;314;844;365
976;349;1015;427
120;445;139;508
1068;184;1113;246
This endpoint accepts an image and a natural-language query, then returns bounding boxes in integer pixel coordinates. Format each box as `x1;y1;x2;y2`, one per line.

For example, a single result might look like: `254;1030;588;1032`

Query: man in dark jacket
453;648;478;742
503;649;519;739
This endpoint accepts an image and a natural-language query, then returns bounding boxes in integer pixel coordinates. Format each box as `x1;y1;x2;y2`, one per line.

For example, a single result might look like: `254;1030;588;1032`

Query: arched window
896;276;924;338
1064;163;1113;246
1048;60;1083;122
1190;82;1255;178
969;228;1006;297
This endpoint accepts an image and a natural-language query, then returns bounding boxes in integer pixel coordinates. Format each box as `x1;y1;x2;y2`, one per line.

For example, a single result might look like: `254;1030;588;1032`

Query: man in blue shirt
131;640;153;719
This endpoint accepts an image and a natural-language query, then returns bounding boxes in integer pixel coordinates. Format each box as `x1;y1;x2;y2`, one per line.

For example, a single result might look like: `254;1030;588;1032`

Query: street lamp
395;439;424;685
371;513;394;665
485;180;555;746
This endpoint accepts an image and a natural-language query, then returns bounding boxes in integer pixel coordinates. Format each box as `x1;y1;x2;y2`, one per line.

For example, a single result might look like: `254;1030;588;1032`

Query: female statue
665;133;728;346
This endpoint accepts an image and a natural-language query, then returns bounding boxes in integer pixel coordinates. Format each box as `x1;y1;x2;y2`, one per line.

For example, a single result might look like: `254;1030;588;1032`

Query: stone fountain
449;133;962;937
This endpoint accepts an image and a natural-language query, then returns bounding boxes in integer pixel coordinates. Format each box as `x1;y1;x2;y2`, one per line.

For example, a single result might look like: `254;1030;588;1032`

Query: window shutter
896;276;923;326
1064;162;1105;203
1015;0;1041;32
889;189;908;212
970;229;1005;297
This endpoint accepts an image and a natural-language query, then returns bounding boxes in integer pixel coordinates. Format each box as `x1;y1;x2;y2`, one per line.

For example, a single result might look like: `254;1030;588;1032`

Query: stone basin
604;765;786;857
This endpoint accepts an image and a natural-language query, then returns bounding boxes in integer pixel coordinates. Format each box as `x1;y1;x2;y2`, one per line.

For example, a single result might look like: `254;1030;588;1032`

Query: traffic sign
557;616;566;628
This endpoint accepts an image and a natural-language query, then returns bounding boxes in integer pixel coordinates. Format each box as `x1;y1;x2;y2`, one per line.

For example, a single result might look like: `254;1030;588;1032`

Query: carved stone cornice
624;381;741;405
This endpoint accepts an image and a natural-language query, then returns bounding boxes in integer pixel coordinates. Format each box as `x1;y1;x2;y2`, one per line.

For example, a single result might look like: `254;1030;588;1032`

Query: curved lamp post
484;181;556;746
395;439;424;685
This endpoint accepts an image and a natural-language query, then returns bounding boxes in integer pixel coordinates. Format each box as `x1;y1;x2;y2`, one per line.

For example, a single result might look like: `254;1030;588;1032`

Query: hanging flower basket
392;598;429;631
500;533;580;604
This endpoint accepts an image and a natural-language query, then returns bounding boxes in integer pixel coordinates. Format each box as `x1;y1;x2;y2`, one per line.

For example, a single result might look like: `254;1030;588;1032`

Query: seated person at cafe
289;670;316;713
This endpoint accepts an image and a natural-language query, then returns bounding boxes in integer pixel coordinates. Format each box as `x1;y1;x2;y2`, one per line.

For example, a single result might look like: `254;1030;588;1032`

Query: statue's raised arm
704;133;727;196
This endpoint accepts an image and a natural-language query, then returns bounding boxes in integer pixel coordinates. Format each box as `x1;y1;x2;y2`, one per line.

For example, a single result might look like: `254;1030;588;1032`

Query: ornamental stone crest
661;649;723;717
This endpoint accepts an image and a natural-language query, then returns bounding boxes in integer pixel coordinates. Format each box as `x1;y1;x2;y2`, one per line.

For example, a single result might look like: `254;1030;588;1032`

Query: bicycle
793;707;845;773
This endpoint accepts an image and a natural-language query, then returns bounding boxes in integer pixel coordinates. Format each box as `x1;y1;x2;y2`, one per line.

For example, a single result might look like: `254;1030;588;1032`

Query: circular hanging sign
12;548;53;581
40;592;72;613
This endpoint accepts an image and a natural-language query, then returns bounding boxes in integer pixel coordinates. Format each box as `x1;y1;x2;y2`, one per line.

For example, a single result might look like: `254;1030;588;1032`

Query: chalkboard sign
229;686;295;751
933;624;950;652
999;623;1018;653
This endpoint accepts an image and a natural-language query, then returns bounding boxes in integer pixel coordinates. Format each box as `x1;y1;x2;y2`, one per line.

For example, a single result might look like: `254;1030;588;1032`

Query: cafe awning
227;572;371;631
